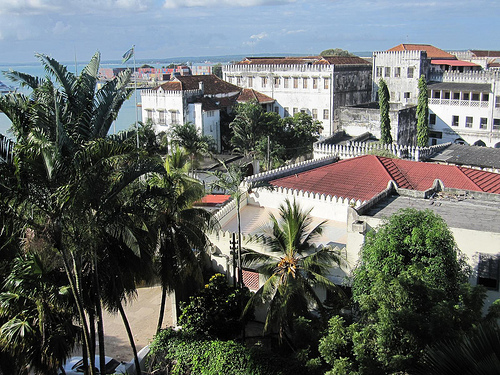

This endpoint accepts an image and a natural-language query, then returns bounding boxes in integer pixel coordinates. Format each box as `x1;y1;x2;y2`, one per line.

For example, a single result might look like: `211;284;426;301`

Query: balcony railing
429;98;489;108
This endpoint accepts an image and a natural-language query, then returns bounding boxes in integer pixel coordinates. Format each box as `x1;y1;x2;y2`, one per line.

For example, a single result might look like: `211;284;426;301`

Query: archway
454;138;466;145
494;142;500;149
473;140;486;147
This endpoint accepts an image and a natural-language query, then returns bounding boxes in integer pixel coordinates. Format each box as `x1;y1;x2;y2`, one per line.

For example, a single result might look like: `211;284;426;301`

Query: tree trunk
93;259;106;374
118;301;142;375
236;196;243;288
156;286;167;333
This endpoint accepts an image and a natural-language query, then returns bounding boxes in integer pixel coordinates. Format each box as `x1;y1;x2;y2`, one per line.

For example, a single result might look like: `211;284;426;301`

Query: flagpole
133;45;139;148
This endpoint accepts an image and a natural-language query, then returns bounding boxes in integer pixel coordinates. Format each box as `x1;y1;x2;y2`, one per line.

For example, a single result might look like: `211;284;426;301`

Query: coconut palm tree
242;198;346;343
229;101;267;158
0;52;154;374
148;148;214;332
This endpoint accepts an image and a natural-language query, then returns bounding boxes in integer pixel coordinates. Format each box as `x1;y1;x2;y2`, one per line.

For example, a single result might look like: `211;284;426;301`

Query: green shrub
148;328;308;375
178;273;252;340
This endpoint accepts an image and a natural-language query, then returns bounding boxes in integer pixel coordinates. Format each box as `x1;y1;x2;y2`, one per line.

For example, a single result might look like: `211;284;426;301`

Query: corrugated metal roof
428;82;491;92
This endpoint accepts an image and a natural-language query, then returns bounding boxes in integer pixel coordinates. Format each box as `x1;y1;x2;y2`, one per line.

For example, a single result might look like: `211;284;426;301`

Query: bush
178;273;253;340
148;328;307;375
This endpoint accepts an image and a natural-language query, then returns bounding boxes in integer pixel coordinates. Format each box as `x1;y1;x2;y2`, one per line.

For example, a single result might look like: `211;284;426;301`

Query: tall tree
169;122;215;171
416;75;429;147
243;199;346;343
320;48;355;57
229;101;267;158
378;79;392;144
321;209;484;374
0;52;154;375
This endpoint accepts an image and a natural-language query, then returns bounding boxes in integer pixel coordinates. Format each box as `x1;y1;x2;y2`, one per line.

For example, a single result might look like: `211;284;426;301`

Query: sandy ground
72;286;174;363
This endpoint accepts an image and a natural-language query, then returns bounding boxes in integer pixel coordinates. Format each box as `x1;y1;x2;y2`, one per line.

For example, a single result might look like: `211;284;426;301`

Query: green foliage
178;274;252;340
320;48;355;57
243;199;346;342
230;102;322;168
378;79;392;144
148;328;307;375
416;75;429;147
347;208;484;373
414;321;500;375
212;63;223;78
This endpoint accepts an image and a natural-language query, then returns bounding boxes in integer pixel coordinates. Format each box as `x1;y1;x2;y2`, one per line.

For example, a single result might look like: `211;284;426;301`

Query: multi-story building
372;44;500;148
140;74;274;152
223;56;372;136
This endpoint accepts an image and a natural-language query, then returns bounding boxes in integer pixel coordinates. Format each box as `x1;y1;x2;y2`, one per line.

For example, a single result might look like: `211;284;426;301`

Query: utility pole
230;233;238;287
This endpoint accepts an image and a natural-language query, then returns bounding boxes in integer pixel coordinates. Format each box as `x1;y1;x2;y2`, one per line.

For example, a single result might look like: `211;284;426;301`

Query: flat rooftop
363;193;500;233
222;204;347;247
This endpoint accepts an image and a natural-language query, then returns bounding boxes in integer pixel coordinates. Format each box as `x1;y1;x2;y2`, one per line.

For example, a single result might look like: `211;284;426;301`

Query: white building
372;44;500;148
207;155;500;310
140;75;274;152
223;56;372;136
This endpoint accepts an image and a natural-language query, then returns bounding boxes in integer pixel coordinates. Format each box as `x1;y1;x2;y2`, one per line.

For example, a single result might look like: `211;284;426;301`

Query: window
248;76;253;87
303;78;308;89
465;116;473;128
376;66;383;77
429;131;442;139
274;106;279;114
283;77;289;88
236;76;242;86
480;118;488;129
324;78;330;89
404;92;411;99
452;115;459;127
453;92;460;100
444;91;450;99
477;253;500;290
206;110;215;117
385;67;391;77
472;93;480;101
482;93;489;102
293;107;298;115
323;109;329;120
429;113;436;125
145;109;153;121
293;77;299;89
433;91;441;99
394;67;401;77
407;67;414;78
158;110;166;125
284;107;290;117
261;76;267;87
274;77;280;88
496;96;500;108
463;92;470;100
431;139;437;145
312;108;318;119
171;111;178;124
494;119;500;130
313;78;318;89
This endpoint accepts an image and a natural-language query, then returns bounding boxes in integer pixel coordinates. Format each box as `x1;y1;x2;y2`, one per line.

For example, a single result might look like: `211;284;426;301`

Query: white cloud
163;0;295;9
0;0;152;15
52;21;70;35
251;32;268;40
284;29;305;35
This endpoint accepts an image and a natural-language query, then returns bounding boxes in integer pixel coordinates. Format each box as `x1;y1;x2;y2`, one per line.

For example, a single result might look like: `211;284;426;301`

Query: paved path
73;286;174;363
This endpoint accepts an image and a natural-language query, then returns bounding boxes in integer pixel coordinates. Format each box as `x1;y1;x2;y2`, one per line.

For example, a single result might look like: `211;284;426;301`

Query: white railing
313;140;452;162
429;98;490;108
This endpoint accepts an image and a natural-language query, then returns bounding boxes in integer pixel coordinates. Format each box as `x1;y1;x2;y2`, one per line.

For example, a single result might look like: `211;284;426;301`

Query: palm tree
169;122;215;172
229;101;267;158
242;198;346;343
148;148;214;332
0;52;153;374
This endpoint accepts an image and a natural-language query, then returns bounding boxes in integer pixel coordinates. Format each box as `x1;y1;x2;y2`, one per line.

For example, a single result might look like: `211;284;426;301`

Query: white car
59;356;128;374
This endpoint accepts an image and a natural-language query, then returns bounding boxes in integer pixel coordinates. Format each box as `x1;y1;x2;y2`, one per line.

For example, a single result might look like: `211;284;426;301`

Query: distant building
372;44;500;148
223;56;372;136
140;74;274;152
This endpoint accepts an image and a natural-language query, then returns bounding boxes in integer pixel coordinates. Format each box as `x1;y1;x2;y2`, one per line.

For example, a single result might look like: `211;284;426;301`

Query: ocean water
0;62;154;139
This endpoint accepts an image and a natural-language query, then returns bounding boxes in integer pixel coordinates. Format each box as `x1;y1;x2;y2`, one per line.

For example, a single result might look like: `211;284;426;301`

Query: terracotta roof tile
237;88;275;104
470;50;500;58
387;44;456;59
236;56;320;65
431;60;480;67
316;56;371;65
268;155;500;202
159;75;240;95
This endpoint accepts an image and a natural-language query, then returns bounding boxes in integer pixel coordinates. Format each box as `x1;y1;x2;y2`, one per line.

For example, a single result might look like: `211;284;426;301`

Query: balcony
429;98;489;108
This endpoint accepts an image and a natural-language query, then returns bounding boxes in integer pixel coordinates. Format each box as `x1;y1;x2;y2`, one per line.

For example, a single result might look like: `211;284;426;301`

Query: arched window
473;140;486;147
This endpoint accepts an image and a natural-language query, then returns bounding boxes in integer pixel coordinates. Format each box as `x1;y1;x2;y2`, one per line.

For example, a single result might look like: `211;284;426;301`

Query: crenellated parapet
313;140;452;161
223;64;333;74
442;70;500;84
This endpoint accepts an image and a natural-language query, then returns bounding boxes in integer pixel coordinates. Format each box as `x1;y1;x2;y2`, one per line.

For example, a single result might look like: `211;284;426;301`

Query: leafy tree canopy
320;209;485;374
320;48;355;57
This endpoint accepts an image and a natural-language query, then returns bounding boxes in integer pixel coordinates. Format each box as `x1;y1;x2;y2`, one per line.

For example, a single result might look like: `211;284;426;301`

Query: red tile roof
431;60;480;67
471;50;500;58
388;44;456;59
237;88;275;104
316;56;371;65
159;75;240;95
269;155;500;202
234;56;369;66
198;194;232;205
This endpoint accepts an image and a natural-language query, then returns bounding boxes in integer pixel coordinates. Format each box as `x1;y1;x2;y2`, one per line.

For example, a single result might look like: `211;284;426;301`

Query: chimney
198;81;204;94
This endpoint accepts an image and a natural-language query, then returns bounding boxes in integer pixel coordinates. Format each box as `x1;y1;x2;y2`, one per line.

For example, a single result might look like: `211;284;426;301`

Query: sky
0;0;499;65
